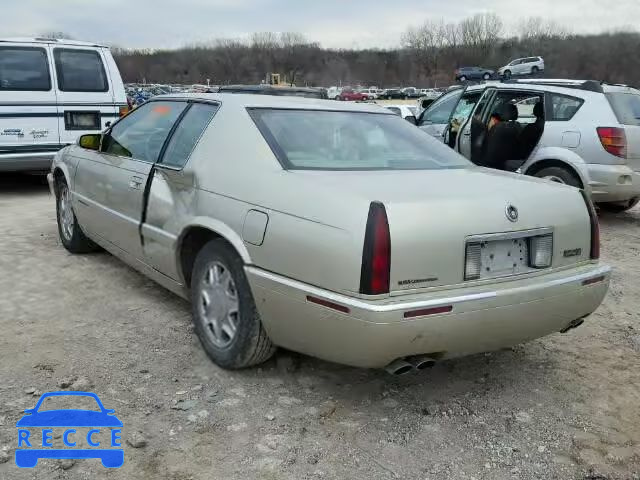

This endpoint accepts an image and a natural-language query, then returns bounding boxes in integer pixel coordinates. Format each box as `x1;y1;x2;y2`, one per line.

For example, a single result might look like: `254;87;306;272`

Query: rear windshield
606;92;640;126
249;109;470;170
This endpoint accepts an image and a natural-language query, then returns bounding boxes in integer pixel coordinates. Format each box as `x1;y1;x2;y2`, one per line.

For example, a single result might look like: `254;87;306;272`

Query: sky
2;0;639;50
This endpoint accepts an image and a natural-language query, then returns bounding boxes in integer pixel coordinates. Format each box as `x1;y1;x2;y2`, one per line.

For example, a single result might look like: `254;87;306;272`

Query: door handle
129;176;143;190
463;131;471;137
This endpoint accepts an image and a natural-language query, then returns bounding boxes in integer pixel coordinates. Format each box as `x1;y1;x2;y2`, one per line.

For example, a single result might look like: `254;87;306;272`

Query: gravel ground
0;173;639;480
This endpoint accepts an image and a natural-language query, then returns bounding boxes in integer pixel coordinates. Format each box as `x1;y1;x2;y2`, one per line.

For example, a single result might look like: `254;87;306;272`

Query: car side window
102;101;187;162
53;48;108;92
548;93;584;121
0;46;51;91
421;90;463;125
160;102;219;168
450;93;482;127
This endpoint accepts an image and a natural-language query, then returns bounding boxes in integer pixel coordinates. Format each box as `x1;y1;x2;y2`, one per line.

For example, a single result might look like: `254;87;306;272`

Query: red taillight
580;190;600;260
597;127;627;158
360;202;391;295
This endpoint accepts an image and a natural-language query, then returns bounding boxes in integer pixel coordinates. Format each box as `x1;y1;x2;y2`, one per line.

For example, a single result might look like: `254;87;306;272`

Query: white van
0;37;128;172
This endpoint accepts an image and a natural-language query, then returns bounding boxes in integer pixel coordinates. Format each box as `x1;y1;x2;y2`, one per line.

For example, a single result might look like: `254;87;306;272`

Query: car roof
154;93;394;113
460;81;598;97
217;85;326;98
0;37;108;48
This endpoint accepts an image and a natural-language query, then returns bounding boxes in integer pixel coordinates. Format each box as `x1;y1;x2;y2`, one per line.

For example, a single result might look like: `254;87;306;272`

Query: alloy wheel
198;261;239;348
59;185;75;241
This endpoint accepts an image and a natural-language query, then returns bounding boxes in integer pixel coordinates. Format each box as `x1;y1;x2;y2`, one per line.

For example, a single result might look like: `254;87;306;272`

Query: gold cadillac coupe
48;94;610;374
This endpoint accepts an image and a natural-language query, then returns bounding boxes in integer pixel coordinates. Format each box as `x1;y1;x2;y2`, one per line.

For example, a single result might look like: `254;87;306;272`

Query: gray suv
417;79;640;212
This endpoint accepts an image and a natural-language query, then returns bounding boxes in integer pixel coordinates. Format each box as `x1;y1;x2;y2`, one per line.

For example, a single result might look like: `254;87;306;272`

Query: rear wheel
532;166;581;188
599;198;640;213
483;73;491;80
190;239;275;369
459;76;467;82
531;66;539;74
55;179;99;253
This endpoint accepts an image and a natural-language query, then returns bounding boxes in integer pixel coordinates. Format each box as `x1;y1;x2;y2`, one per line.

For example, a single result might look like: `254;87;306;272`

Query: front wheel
599;198;640;213
483;73;491;80
190;239;275;369
532;166;581;188
55;179;99;253
531;66;539;74
459;76;467;82
503;70;512;79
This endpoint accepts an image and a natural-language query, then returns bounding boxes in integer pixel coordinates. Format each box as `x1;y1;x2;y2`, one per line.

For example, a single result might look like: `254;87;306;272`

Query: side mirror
78;134;101;151
405;115;417;125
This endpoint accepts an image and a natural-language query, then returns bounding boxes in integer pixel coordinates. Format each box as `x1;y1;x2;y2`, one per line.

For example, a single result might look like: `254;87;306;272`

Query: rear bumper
586;163;640;203
246;263;611;368
0;152;55;172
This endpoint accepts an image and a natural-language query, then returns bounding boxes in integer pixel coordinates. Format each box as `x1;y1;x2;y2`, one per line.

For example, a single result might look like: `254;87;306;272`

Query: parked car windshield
250;109;470;170
606;91;640;126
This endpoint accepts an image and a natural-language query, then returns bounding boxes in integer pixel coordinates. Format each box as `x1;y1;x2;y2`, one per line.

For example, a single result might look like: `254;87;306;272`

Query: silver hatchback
417;79;640;212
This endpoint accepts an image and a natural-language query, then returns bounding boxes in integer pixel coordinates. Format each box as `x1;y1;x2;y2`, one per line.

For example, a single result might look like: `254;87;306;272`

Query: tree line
111;14;640;88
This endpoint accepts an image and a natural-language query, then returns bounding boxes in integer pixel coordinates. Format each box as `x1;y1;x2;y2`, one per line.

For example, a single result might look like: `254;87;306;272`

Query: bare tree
516;17;570;41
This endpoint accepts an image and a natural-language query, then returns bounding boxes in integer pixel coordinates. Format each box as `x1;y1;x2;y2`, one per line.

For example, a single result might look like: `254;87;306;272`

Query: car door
51;46;118;146
417;89;464;140
142;101;220;280
0;43;60;155
73;100;187;259
452;89;492;158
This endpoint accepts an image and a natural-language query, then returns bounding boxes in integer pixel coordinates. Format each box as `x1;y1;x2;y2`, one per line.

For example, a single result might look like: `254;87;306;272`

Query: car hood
16;410;123;427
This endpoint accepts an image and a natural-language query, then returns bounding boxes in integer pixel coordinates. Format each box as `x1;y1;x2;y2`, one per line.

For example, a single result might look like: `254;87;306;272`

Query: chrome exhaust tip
406;355;437;371
384;359;413;375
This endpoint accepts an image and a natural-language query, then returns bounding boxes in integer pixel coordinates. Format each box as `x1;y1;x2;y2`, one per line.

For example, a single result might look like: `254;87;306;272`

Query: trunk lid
295;168;592;293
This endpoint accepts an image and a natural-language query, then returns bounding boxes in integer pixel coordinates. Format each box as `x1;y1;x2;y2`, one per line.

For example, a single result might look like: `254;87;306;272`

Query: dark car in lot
380;88;404;99
455;67;494;82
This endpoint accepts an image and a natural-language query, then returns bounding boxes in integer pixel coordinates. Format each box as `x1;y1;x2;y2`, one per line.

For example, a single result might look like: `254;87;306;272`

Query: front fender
521;147;591;193
50;147;77;195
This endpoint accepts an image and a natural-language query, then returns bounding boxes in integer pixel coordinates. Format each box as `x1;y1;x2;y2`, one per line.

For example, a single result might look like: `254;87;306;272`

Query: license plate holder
480;238;529;278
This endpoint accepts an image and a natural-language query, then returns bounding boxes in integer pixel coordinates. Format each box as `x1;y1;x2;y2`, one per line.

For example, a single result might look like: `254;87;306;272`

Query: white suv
498;57;545;78
416;79;640;212
0;37;128;172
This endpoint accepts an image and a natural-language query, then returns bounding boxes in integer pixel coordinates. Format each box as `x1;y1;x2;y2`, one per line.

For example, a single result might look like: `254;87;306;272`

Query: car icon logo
506;205;519;222
15;391;123;468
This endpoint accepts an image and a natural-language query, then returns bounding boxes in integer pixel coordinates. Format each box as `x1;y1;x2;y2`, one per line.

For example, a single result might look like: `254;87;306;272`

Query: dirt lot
1;173;639;480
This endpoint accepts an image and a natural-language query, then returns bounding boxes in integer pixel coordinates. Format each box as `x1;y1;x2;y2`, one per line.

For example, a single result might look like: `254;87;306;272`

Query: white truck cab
0;37;128;172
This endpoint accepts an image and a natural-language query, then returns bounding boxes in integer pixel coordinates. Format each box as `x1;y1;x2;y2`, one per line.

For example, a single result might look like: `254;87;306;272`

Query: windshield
250;109;470;170
606;92;640;126
38;395;101;412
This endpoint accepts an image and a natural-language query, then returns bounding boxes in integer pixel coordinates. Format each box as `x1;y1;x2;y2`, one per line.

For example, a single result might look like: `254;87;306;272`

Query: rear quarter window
54;48;108;92
606;92;640;126
0;46;50;91
548;93;584;121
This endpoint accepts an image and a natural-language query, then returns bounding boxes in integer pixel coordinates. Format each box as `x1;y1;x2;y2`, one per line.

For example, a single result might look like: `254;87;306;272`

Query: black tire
55;178;99;254
532;166;581;188
190;239;275;369
531;66;539;74
483;73;491;80
459;76;467;82
599;198;640;213
504;70;512;79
